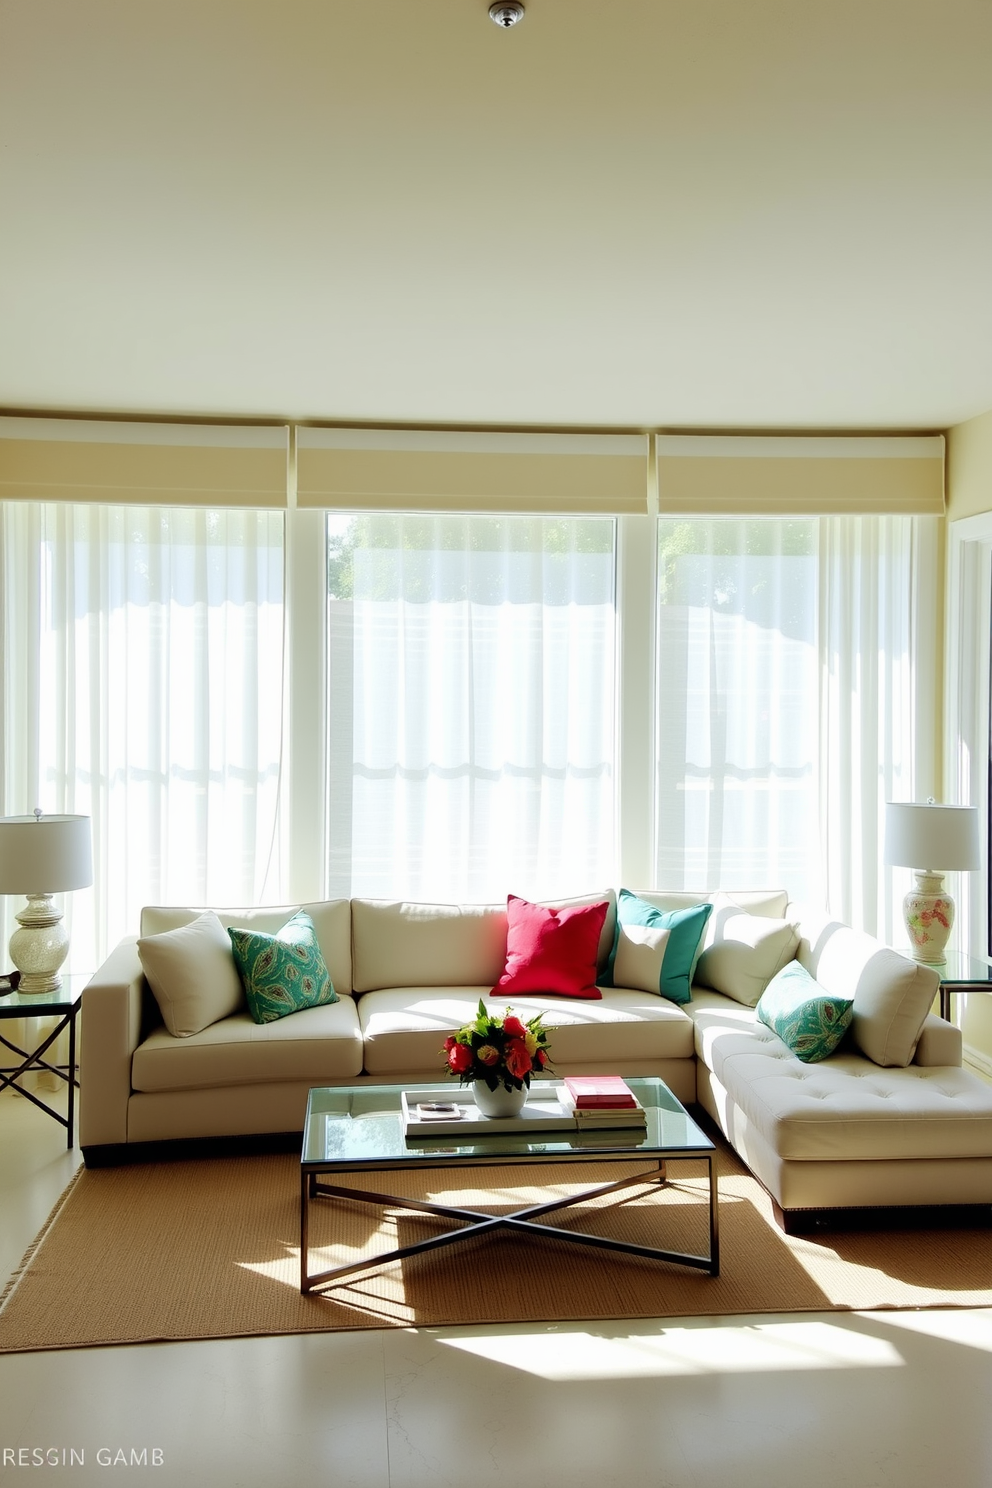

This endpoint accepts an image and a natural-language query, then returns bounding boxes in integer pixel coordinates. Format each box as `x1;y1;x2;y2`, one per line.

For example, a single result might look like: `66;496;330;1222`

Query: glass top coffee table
300;1076;718;1293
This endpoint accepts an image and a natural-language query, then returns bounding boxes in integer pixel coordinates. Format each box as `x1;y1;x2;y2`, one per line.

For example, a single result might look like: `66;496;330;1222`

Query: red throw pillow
492;895;608;1000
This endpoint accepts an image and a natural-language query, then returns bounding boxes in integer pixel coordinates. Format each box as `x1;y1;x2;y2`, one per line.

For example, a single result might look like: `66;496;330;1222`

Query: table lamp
0;811;93;993
883;801;981;964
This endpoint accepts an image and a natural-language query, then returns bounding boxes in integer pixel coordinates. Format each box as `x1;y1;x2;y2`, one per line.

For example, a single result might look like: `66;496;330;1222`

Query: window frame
945;512;992;959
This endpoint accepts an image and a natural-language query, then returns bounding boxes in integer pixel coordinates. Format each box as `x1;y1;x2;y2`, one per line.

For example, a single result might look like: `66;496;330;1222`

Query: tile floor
2;1087;992;1488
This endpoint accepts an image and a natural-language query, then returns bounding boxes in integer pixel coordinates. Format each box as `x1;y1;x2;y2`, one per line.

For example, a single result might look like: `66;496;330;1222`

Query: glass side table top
0;974;87;1014
302;1077;714;1168
932;951;992;988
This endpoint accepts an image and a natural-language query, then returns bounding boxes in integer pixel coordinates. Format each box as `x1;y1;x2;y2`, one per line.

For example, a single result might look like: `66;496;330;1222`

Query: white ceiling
2;0;992;432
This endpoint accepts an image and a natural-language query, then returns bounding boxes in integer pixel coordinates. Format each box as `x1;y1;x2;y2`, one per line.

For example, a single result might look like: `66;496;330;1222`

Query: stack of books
560;1076;647;1127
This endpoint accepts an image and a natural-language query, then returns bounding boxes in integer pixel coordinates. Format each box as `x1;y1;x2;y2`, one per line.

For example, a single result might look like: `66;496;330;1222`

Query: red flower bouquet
442;999;553;1092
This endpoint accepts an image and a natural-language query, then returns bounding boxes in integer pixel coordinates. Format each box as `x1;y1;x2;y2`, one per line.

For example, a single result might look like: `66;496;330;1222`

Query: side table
0;975;86;1147
932;951;992;1024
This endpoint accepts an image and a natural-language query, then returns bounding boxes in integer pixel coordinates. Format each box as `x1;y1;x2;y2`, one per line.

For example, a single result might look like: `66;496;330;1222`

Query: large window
325;514;617;902
655;515;938;935
0;504;285;968
0;502;938;966
656;518;817;895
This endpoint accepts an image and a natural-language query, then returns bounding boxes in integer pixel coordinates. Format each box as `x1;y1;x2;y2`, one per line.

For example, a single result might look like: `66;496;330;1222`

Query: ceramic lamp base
8;894;68;993
903;871;953;964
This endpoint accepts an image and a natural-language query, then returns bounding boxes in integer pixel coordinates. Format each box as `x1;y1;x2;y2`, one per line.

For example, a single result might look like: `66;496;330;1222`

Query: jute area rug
2;1140;991;1353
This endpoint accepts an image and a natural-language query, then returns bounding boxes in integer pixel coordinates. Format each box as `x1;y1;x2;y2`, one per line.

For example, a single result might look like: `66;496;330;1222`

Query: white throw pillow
612;924;671;995
695;905;800;1007
137;910;245;1038
797;913;939;1067
849;952;938;1067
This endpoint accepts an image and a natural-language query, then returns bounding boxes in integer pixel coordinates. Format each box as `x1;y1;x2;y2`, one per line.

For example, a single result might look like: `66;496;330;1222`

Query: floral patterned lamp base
903;871;953;964
473;1082;528;1119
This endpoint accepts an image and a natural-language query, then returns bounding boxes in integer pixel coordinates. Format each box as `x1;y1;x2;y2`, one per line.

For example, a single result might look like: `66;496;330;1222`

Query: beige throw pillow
138;910;245;1038
612;923;671;995
798;914;939;1067
849;952;938;1067
695;907;800;1007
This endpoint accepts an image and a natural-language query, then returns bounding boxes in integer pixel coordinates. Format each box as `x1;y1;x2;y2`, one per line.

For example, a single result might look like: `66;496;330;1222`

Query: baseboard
964;1042;992;1084
82;1130;303;1168
772;1199;992;1236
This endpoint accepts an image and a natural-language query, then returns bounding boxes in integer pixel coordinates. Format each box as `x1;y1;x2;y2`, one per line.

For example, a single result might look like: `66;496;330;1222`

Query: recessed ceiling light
489;3;524;27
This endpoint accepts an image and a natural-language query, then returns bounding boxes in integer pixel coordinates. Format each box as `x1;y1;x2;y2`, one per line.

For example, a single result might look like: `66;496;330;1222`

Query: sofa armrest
79;937;146;1148
913;1013;963;1067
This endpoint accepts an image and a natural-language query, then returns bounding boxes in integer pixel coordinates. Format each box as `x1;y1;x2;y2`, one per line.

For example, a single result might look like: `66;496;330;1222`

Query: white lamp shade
883;802;981;872
0;814;93;895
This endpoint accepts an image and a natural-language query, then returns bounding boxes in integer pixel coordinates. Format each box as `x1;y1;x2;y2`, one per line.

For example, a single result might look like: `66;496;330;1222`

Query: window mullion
616;513;657;889
285;508;328;904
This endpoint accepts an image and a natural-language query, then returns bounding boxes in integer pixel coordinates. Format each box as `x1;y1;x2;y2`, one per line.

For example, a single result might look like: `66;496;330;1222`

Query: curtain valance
296;428;649;514
0;421;945;516
656;435;945;515
0;418;288;508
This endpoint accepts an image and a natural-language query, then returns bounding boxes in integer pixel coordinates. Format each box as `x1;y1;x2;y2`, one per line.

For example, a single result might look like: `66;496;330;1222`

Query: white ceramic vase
473;1081;527;1119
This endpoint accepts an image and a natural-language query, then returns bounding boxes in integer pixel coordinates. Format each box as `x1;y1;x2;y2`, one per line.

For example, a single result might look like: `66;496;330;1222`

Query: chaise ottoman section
714;1046;992;1163
686;986;992;1214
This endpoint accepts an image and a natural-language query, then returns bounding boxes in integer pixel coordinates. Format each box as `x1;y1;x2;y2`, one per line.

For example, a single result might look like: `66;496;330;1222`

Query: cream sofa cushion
631;889;789;919
687;988;779;1078
137;911;244;1038
351;901;508;993
357;984;694;1075
796;912;938;1067
132;998;364;1092
695;896;800;1006
141;900;353;997
351;891;618;995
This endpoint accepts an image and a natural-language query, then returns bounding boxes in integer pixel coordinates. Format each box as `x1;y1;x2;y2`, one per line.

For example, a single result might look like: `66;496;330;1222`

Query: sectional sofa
78;889;992;1228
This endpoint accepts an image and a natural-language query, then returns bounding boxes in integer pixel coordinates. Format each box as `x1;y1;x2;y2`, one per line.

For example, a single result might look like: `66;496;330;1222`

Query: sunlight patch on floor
863;1308;992;1352
438;1319;905;1380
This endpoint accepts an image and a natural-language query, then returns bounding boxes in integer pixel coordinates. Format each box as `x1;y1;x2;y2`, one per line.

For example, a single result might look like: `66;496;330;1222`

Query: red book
563;1076;637;1109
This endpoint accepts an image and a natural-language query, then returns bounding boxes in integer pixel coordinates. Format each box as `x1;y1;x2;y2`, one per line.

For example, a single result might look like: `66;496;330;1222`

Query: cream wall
947;408;992;521
946;406;992;1068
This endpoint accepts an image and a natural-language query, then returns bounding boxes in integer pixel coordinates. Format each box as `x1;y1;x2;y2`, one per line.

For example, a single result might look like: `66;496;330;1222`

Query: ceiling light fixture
489;2;524;27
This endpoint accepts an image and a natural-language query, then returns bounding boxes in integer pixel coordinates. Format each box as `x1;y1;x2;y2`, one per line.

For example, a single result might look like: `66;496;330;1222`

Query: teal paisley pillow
228;910;337;1024
757;960;853;1063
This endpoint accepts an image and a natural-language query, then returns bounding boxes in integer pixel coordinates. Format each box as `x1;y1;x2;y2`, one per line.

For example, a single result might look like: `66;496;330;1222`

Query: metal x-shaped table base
300;1158;719;1293
0;1010;79;1148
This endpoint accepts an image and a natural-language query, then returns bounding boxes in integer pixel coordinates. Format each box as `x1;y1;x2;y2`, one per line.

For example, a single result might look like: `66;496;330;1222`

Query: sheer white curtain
817;515;936;935
0;503;286;970
655;520;819;897
326;514;617;902
655;515;938;936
